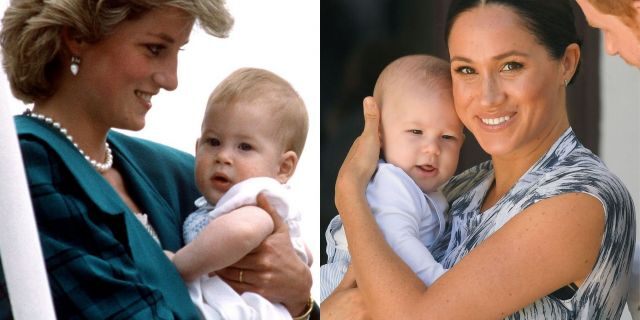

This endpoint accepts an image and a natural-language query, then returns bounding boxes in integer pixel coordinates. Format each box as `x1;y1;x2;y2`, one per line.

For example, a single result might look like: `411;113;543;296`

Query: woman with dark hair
321;0;635;319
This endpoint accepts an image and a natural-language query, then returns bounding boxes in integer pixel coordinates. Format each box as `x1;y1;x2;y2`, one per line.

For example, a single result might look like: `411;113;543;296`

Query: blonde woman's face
577;0;640;67
74;7;194;131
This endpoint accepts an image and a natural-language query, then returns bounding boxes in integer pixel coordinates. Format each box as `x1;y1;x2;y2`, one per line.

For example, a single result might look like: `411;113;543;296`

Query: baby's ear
194;138;200;154
277;151;298;183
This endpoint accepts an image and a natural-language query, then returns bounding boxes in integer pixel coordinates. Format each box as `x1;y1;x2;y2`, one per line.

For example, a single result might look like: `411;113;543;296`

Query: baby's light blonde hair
1;0;234;103
205;68;309;157
373;54;452;107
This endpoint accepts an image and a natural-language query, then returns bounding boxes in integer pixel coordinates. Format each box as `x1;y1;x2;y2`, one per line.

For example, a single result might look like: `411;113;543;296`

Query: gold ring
239;269;244;283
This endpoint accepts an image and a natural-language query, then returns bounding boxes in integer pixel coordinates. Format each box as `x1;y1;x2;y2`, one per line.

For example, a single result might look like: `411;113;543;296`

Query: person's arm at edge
333;98;605;319
172;206;274;282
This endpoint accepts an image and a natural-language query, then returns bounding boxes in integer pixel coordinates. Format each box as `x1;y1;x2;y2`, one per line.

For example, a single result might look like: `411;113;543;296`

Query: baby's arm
173;206;274;282
367;164;447;286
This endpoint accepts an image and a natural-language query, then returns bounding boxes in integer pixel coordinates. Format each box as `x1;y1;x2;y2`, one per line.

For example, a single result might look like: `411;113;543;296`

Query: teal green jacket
0;115;200;319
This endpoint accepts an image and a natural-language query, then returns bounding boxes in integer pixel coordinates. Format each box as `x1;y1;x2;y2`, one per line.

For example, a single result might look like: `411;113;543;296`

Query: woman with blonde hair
0;1;316;319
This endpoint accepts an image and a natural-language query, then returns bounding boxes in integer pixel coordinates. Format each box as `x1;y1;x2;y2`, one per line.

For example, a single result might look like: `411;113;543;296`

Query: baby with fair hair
171;68;311;319
321;55;464;301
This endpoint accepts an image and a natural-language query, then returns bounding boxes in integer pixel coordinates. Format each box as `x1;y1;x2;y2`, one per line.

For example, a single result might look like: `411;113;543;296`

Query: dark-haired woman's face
448;5;570;159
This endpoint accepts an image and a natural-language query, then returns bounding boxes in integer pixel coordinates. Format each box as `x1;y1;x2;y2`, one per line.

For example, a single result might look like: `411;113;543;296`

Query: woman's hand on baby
216;193;312;316
335;97;381;212
321;268;370;320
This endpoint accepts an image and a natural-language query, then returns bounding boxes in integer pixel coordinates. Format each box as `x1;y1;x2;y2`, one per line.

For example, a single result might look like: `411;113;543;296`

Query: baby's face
380;85;464;193
195;101;284;204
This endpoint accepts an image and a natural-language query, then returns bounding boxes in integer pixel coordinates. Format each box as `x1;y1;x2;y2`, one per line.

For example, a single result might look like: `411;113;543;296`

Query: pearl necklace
24;110;113;172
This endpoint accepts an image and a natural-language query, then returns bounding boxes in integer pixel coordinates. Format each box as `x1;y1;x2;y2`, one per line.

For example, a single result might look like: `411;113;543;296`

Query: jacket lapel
108;134;183;250
16;117;125;216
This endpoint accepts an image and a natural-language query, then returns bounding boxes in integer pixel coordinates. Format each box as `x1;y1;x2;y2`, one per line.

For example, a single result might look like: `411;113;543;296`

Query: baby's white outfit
183;177;309;320
321;161;447;301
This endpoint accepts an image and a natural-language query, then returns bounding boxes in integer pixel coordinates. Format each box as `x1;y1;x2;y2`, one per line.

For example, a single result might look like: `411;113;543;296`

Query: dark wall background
320;0;601;264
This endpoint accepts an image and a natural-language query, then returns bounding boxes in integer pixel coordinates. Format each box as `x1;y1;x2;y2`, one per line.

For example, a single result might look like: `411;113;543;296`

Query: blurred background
320;3;638;317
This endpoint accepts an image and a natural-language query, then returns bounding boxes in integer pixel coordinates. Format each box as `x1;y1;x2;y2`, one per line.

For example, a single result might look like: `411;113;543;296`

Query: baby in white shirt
321;55;465;301
171;68;312;319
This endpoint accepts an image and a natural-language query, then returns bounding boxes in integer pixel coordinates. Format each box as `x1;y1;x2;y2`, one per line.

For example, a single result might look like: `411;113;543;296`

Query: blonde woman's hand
335;97;380;212
216;194;312;316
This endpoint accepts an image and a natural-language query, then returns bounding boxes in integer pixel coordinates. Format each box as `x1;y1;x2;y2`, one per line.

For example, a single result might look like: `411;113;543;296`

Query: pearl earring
564;79;569;87
70;56;80;76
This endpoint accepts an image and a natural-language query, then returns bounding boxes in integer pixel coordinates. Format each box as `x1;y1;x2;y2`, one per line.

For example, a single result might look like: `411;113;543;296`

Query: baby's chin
417;182;440;194
415;176;450;194
202;190;223;205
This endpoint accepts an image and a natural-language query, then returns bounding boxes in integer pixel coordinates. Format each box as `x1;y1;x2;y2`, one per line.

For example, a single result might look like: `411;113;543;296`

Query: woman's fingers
257;192;286;232
361;96;380;143
336;97;381;204
216;266;263;294
321;287;370;320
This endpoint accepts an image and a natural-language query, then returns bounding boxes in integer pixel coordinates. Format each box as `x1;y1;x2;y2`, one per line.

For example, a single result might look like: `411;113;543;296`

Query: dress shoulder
442;160;492;203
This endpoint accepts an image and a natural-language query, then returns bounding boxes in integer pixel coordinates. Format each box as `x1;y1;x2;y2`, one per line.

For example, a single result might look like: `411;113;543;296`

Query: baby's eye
206;138;221;146
442;134;457;141
408;129;423;135
238;143;253;151
146;44;165;56
501;62;523;72
455;66;475;75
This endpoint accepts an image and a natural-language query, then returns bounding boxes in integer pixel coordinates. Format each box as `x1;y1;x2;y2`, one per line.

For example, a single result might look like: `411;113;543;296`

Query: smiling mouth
481;115;511;125
417;165;437;173
135;90;153;105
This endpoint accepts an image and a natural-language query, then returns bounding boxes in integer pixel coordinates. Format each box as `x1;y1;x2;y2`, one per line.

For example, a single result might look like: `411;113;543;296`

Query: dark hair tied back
445;0;582;83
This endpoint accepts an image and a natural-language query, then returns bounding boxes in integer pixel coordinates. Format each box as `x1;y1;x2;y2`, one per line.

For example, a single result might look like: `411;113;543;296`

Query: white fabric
332;162;448;286
367;162;448;285
0;102;56;319
188;275;290;320
186;177;309;320
332;223;348;251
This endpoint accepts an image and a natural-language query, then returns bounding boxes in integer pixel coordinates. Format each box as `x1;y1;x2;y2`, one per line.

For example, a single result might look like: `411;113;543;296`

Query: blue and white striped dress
431;128;636;319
